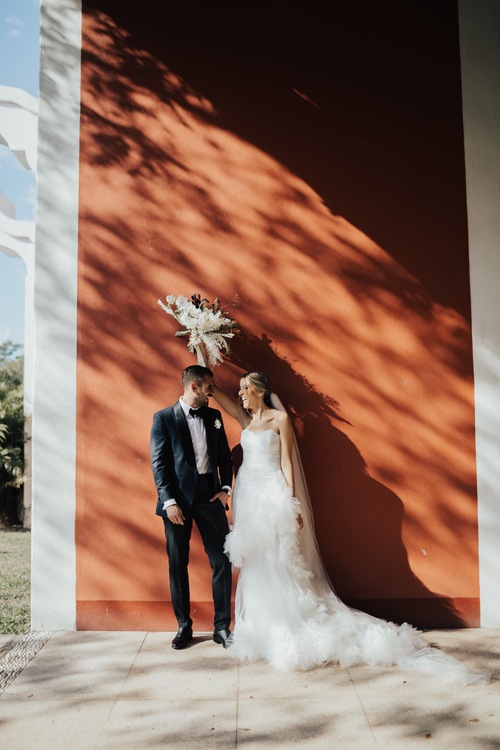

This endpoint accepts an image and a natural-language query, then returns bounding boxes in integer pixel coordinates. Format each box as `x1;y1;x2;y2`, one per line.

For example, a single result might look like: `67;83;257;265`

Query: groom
150;364;233;650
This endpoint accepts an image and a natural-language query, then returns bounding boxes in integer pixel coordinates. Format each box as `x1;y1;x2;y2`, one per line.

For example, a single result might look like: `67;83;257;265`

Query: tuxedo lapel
173;402;196;466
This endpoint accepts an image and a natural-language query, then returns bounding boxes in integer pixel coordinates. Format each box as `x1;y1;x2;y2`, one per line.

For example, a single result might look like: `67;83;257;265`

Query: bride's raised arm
195;343;248;428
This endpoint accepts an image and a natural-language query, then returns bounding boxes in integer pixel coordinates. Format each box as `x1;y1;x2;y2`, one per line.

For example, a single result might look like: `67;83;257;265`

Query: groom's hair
181;364;213;388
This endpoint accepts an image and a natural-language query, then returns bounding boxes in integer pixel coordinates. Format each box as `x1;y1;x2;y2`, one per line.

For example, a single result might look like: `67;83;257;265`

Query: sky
0;0;40;348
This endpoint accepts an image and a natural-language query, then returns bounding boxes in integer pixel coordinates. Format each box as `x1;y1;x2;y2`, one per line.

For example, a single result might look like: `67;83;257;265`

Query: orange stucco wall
76;1;479;630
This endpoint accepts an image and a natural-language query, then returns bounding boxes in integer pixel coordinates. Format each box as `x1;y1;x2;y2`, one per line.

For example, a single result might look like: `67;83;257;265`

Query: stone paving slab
0;629;498;749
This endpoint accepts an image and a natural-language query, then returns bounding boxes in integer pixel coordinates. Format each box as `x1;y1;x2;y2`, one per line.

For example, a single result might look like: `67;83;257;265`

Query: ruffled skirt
224;462;488;685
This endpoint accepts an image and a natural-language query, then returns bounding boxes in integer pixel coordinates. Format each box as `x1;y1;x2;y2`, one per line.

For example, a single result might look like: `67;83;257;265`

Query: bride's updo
242;371;274;408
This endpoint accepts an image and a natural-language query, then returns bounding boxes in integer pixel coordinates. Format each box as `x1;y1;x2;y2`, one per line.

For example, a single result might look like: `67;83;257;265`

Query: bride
199;351;488;685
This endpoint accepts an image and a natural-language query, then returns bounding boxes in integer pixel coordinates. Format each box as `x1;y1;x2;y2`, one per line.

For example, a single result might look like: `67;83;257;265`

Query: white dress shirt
180;397;210;474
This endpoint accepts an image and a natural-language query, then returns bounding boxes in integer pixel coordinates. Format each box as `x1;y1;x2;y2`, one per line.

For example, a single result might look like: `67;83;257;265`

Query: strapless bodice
240;428;281;471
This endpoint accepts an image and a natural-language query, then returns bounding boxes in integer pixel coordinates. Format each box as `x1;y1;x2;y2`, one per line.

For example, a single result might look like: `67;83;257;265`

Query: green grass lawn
0;529;31;634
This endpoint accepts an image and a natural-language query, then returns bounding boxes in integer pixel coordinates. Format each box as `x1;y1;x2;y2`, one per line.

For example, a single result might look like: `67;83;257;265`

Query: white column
459;0;500;626
31;0;82;630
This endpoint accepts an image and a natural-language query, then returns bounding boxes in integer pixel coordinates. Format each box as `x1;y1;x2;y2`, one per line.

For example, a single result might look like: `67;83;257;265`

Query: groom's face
193;376;215;408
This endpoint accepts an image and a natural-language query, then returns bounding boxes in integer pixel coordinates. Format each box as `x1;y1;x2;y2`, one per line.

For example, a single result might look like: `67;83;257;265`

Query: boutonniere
214;419;222;430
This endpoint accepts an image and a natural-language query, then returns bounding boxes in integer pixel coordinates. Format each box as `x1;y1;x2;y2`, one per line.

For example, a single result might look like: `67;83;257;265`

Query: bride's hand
296;513;303;531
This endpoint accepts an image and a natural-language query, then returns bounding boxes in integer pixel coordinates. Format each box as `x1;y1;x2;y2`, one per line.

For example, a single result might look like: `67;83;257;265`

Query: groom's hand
166;504;185;525
210;491;229;510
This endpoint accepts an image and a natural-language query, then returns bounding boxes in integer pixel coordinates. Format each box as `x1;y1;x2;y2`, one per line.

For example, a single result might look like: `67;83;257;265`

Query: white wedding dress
224;427;488;685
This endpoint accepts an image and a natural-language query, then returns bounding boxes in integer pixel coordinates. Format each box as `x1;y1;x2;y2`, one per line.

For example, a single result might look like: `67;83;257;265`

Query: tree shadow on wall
82;0;472;321
74;2;477;628
229;332;466;628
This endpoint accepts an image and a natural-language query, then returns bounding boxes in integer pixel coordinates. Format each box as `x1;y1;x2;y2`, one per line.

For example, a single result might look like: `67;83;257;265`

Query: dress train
224;427;488;686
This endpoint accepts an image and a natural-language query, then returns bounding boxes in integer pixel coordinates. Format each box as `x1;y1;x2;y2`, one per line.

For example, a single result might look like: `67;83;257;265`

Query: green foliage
0;341;24;382
0;529;31;634
0;342;25;524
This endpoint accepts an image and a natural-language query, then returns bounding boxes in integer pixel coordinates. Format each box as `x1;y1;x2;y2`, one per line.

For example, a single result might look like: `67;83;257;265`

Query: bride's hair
242;372;274;408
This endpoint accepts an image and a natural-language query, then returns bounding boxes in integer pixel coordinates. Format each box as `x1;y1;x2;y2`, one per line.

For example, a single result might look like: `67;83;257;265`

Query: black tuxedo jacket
150;401;233;518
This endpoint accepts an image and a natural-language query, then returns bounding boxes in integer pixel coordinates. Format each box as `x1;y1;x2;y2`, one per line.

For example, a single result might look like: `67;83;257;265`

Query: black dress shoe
171;626;193;650
213;628;232;648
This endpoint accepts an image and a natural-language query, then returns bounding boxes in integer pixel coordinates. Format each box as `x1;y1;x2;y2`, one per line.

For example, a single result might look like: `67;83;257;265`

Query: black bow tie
189;408;199;418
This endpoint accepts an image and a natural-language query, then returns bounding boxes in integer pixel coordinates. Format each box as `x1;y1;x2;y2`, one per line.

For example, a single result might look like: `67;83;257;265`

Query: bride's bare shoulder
272;409;290;430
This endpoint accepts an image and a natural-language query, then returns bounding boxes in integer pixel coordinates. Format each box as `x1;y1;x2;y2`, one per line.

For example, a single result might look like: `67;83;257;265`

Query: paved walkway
0;629;498;749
